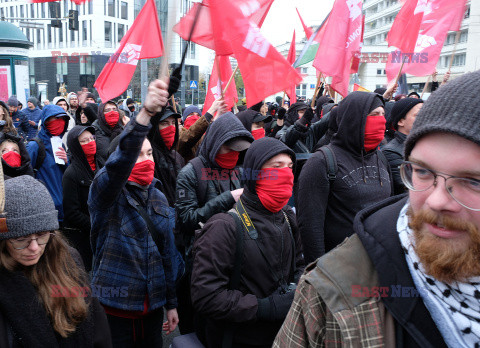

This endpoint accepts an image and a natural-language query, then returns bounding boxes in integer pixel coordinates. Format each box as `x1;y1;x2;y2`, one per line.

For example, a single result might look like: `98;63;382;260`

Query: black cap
252;112;272;124
158;106;181;122
224;137;252;151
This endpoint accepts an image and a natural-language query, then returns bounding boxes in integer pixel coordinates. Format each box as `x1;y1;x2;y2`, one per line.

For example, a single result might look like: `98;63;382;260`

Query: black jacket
92;103;123;165
314;107;339;150
298;92;392;263
62;125;104;271
383;131;407;195
355;195;448;348
75;103;98;126
0;133;34;179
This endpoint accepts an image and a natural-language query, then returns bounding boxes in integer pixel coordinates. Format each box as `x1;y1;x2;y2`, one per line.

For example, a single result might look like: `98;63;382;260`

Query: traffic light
49;2;62;28
69;10;79;31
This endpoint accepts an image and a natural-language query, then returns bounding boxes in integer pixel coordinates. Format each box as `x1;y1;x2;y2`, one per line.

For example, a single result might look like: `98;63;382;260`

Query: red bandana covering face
46;118;66;136
104;111;120;128
251;128;265;141
256;167;294;213
2;151;21;168
128;159;155;186
183;115;200;130
160;125;176;149
364;115;386;152
81;141;97;171
215;150;239;169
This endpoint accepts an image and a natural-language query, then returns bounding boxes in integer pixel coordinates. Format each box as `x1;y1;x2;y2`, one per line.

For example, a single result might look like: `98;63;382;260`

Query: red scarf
2;151;21;168
128;159;155;186
256;167;294;212
364;115;386;152
215;150;239;169
159;125;176;149
251;128;265;141
183;115;200;130
46;118;65;136
81;141;97;171
104;111;120;128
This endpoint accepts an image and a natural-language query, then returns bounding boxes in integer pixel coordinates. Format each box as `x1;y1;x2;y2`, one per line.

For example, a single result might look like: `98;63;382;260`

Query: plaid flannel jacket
274;235;396;348
89;119;179;312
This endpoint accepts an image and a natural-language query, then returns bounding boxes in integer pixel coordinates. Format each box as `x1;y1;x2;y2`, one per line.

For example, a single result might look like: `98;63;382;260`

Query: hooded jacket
11;109;29;139
75;103;98;126
21;105;42;140
92;102;124;164
27;104;69;222
312;96;334;124
297;92;392;263
191;138;305;347
314;107;339;150
62;125;104;271
383;130;408;195
147;110;185;207
0;133;34;179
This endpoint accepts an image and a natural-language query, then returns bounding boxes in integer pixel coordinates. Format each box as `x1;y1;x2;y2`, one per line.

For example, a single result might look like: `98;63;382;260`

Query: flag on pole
202;56;238;115
313;0;363;96
285;30;297;105
353;83;370;92
386;0;468;81
208;0;302;107
94;0;163;103
293;12;330;67
387;0;426;54
350;15;365;74
296;8;313;39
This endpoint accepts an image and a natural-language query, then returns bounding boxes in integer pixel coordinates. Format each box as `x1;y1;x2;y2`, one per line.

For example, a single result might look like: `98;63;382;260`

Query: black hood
236;109;271;133
315;96;334;118
75;103;98;126
148;107;180;152
197;112;254;167
285;101;308;126
327;107;339;133
97;101;123;139
331;92;384;154
66;125;98;176
0;133;34;178
242;137;295;194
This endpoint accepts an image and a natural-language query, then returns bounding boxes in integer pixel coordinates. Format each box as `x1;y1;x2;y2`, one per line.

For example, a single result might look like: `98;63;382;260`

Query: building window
121;1;127;19
41;3;45;17
82;20;87;45
88;1;93;14
70;27;75;44
190;42;196;59
105;21;112;45
80;56;94;75
452;53;466;67
118;24;125;42
37;29;41;44
30;4;34;17
377;69;382;75
107;0;114;16
295;84;307;98
460;30;468;43
47;24;52;43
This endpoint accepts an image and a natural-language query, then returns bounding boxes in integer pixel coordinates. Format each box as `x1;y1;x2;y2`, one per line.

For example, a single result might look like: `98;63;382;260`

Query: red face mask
46;118;66;136
251;128;265;141
128;159;155;186
256;167;294;213
104;110;120;128
2;151;21;168
183;115;200;130
215;150;239;169
160;125;176;149
364;115;386;152
81;141;97;171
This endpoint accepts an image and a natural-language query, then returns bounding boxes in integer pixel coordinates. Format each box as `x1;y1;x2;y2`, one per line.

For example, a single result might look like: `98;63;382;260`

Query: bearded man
274;70;480;348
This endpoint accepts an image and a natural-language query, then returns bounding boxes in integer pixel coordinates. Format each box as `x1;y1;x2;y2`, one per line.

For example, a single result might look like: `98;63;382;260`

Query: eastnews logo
351;285;427;298
201;168;279;181
50;285;129;298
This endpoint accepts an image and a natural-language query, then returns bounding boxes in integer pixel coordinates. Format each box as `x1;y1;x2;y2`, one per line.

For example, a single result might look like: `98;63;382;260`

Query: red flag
350;14;365;74
386;0;467;81
285;31;297;104
296;8;313;40
313;0;363;97
208;0;302;107
202;56;238;115
173;0;274;56
94;0;163;103
387;0;426;54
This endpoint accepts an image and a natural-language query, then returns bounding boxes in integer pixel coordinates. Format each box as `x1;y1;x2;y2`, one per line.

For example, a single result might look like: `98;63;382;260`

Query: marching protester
67;92;80;120
62;125;103;272
175;112;253;333
75;102;98;126
0;133;34;179
236;108;272;140
0;175;111;347
0;101;17;136
191;137;305;348
92;101;124;164
275;68;480;348
21;97;42;140
8;96;29;139
297;92;392;263
27;104;69;223
181;105;202;129
383;97;424;195
314;107;339;150
89;78;183;347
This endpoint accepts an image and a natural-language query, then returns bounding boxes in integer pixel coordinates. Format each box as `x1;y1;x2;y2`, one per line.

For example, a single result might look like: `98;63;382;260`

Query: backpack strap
189;157;208;207
318;145;338;186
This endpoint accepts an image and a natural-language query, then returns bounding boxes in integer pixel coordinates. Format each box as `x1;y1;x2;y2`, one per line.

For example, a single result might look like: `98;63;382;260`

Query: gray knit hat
0;176;58;240
404;70;480;160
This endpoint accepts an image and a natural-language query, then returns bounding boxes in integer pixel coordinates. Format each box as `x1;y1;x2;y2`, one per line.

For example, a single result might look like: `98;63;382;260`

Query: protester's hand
432;70;438;82
162;309;179;335
144;79;170;115
257;288;295;321
208;98;227;119
442;71;451;85
230;188;244;202
277;107;286;120
55;147;68;163
383;83;398;101
28;120;36;126
77;91;87;108
168;67;182;97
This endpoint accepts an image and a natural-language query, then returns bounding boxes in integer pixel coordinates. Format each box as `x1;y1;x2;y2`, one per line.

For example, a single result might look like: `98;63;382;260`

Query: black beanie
390;98;424;130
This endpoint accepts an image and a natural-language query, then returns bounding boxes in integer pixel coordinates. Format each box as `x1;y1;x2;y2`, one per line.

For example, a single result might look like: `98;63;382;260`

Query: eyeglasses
400;161;480;211
9;231;55;250
79;136;95;145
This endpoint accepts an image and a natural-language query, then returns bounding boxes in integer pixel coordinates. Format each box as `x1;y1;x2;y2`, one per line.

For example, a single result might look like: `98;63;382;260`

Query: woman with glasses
62;125;103;272
0;175;111;347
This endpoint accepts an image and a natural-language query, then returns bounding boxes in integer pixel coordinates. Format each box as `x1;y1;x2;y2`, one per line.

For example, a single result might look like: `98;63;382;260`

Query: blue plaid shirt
89;119;181;312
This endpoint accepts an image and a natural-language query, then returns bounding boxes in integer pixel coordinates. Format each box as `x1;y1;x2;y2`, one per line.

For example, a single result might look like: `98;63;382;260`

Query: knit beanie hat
390;97;423;130
404;70;480;160
86;93;95;101
27;96;38;107
7;96;18;107
182;105;201;122
0;175;59;240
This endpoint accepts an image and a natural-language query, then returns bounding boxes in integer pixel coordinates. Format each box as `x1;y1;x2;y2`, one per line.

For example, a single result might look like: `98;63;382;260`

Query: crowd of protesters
2;65;480;348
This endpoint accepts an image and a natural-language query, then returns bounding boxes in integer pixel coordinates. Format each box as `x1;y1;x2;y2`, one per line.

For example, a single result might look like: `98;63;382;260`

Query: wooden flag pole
310;72;323;108
222;66;239;95
448;30;462;71
394;56;407;86
420;75;431;99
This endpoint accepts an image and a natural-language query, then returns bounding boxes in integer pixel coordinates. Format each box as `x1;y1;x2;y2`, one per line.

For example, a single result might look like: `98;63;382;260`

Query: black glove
168;67;182;97
297;107;314;127
277;107;286;120
256;289;295;321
